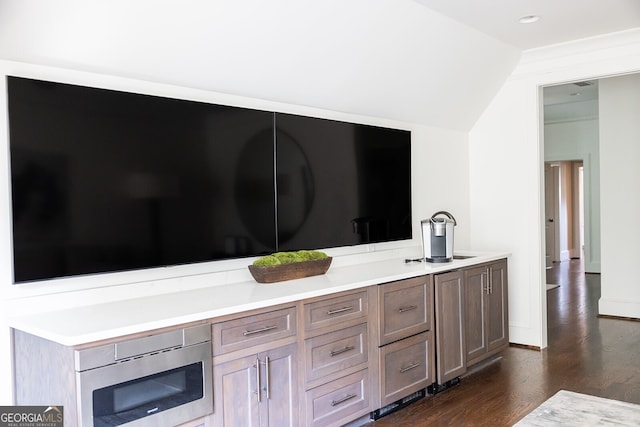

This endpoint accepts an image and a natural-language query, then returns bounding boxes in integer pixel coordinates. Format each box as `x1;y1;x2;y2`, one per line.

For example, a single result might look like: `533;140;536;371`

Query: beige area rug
514;390;640;426
546;283;560;291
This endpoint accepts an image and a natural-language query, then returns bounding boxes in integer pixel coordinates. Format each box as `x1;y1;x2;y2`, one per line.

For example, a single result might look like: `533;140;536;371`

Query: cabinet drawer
378;275;433;346
304;290;368;333
304;323;368;384
212;306;296;355
379;331;433;406
306;369;370;427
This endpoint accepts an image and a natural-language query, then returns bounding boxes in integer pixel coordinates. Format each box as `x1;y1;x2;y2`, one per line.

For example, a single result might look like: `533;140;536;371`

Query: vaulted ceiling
414;0;640;50
0;0;637;131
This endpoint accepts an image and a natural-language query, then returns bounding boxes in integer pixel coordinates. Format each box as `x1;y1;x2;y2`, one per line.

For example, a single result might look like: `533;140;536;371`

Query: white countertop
7;252;508;347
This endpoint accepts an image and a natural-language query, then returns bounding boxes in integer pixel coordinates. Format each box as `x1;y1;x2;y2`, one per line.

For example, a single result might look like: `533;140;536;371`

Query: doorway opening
544;160;584;269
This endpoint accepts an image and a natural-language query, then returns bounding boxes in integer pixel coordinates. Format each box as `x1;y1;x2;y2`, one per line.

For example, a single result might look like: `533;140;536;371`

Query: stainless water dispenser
421;211;456;263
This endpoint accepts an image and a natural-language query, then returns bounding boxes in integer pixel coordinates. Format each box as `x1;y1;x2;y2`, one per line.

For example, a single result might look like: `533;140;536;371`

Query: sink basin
453;255;476;260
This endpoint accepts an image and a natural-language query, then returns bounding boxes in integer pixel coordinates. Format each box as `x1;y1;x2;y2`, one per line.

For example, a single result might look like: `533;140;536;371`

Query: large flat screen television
275;113;412;250
7;76;411;283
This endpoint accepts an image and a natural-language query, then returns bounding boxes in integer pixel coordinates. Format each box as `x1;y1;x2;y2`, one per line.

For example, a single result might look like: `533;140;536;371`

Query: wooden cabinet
302;289;373;426
212;306;299;427
434;270;466;385
12;258;509;427
375;276;435;408
304;290;368;333
175;415;212;427
304;323;368;385
212;306;297;355
377;275;432;346
378;331;433;406
213;343;298;427
464;259;509;367
305;369;370;427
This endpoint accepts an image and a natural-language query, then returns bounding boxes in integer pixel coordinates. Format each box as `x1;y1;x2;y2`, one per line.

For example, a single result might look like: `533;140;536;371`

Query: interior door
544;163;558;268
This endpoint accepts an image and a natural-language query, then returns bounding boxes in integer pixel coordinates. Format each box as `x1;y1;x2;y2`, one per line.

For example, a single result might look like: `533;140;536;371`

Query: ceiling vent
574;81;594;87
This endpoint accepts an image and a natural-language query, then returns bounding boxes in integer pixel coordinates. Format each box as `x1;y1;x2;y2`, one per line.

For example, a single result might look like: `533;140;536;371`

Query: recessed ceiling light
519;15;540;24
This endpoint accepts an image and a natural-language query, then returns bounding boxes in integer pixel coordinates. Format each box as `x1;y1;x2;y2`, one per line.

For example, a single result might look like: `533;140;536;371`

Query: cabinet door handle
488;270;494;294
482;272;489;294
264;356;270;400
327;306;353;315
255;358;261;403
330;345;355;357
243;325;277;336
330;393;357;407
398;305;418;313
399;362;420;373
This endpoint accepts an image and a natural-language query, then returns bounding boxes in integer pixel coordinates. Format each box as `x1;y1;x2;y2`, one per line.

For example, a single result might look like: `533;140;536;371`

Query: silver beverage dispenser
421;211;457;263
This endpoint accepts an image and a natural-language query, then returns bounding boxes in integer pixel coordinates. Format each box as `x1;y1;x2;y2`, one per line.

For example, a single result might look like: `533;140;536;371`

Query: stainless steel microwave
75;325;213;426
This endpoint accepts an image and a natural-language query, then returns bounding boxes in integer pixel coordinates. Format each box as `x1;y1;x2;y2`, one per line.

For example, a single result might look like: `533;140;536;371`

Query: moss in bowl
249;250;331;283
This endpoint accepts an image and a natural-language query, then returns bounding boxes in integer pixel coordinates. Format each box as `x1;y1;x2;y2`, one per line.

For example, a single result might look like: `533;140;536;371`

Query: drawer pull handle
243;325;278;336
330;345;355;357
398;305;418;313
327;306;354;316
399;362;420;373
330;393;357;406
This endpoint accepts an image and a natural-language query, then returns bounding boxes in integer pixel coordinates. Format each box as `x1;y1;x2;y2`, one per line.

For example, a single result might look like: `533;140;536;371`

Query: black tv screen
7;76;411;283
275;114;412;250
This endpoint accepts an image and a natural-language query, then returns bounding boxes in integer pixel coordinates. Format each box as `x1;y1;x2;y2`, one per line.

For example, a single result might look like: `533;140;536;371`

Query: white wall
598;73;640;317
0;61;470;404
469;29;640;348
469;75;545;347
544;119;600;273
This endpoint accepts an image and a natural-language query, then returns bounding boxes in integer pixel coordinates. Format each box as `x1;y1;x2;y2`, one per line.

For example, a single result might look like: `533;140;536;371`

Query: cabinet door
465;260;510;366
214;353;261;427
464;265;489;365
434;270;466;384
487;260;509;352
261;343;299;427
214;343;298;427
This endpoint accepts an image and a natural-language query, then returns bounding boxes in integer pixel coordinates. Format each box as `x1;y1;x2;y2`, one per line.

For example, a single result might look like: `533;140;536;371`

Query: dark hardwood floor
363;259;640;426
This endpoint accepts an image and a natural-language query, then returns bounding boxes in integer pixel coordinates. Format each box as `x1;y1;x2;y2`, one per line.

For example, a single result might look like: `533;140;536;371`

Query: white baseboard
599;298;640;319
